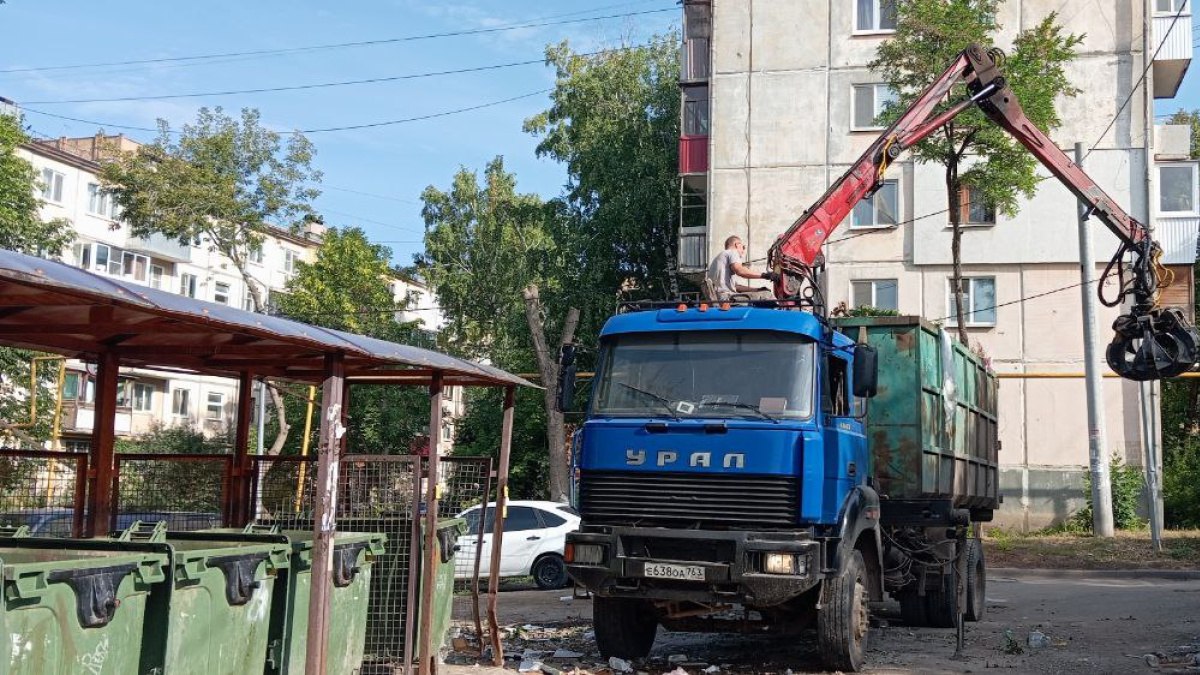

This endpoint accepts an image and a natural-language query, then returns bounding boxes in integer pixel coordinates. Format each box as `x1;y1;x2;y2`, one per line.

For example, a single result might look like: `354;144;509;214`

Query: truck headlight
565;543;605;565
763;553;807;576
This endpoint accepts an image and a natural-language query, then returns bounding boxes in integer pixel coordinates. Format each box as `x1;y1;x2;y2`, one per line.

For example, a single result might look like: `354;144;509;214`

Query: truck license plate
643;562;705;581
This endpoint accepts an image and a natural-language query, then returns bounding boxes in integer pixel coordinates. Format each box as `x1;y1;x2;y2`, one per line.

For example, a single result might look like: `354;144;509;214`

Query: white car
454;500;581;589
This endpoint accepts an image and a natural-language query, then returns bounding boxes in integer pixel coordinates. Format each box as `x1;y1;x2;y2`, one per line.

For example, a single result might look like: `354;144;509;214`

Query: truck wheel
923;565;957;628
965;538;986;622
594;596;657;659
817;549;869;672
532;554;569;590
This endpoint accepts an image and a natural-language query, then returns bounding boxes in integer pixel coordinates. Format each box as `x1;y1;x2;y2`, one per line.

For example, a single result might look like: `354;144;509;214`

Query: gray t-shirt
706;248;742;295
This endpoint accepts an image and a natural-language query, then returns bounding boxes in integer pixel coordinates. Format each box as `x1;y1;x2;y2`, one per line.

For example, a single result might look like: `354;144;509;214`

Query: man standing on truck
705;235;777;299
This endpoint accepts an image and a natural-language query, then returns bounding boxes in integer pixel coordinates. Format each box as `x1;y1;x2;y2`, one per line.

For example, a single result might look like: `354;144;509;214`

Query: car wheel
532;554;569;590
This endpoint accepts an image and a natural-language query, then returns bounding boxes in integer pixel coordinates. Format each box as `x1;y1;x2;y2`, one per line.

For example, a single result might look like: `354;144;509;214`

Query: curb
991;566;1200;580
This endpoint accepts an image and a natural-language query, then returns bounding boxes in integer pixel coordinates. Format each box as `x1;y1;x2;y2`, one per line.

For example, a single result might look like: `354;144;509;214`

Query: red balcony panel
679;135;709;174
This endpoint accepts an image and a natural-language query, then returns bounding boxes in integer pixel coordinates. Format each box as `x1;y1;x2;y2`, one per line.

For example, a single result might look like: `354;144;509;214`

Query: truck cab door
821;352;868;516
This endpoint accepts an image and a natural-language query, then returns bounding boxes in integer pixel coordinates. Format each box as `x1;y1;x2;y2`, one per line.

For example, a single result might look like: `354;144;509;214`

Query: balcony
127;232;192;263
1152;11;1192;98
679;136;709;175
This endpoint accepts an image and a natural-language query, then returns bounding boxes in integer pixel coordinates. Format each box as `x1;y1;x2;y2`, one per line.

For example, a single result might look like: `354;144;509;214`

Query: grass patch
982;528;1200;570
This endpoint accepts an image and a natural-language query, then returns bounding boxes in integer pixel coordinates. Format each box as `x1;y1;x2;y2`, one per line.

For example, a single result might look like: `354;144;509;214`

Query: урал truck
558;45;1198;672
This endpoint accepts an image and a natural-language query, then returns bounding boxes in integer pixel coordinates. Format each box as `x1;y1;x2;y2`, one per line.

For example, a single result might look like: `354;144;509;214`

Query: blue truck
561;308;997;671
560;44;1196;671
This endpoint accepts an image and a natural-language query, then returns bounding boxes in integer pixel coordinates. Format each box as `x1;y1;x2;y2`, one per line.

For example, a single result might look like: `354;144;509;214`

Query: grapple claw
1106;308;1199;381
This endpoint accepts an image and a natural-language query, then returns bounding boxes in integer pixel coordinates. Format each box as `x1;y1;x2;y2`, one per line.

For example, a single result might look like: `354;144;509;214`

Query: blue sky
0;1;679;265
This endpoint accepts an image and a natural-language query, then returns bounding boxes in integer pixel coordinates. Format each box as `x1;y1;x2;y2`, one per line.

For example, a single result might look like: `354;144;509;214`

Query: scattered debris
552;649;585;659
668;654;688;664
703;666;721;674
664;668;690;675
608;656;633;673
560;596;575;603
519;660;544;672
1027;630;1050;649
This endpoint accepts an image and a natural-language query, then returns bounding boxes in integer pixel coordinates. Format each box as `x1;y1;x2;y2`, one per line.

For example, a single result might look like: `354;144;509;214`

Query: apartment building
677;0;1197;529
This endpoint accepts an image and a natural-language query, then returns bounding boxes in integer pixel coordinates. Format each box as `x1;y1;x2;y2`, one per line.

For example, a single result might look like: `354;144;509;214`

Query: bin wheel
817;549;869;672
594;596;658;659
965;538;986;622
532;554;569;590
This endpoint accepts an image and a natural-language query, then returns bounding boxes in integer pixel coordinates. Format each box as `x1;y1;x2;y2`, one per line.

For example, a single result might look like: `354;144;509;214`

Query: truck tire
965;538;986;622
594;596;658;659
923;565;957;628
817;549;869;672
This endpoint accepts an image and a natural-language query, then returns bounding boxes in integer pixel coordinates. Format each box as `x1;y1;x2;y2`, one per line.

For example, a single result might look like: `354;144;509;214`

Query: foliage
848;305;901;317
524;35;683;336
0;113;72;443
0;113;72;256
452;387;551;500
1071;455;1147;532
99;107;321;311
113;424;231;513
276;227;431;454
872;0;1081;342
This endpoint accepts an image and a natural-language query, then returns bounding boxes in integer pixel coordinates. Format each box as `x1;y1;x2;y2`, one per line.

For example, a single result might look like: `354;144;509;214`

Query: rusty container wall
833;316;999;516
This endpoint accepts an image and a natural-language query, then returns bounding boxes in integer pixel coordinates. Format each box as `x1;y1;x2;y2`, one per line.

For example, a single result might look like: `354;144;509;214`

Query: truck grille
579;471;799;529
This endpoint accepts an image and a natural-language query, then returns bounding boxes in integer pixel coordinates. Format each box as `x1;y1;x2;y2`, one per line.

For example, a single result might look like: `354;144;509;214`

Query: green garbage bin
271;530;386;675
0;537;168;675
139;534;290;675
414;518;466;654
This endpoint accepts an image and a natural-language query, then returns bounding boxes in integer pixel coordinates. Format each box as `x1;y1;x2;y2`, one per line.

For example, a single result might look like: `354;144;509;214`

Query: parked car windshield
591;330;816;420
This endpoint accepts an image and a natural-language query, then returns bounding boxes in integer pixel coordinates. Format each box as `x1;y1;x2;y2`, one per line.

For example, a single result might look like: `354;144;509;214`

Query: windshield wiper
698;400;780;423
613;382;680;420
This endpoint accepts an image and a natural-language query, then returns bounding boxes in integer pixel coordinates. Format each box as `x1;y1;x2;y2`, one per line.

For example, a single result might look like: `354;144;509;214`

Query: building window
947;277;997;327
247;245;264;264
851;179;898;227
122;251;149;283
960;184;996;225
243;288;256;311
86;183;116;218
1159;164;1197;215
206;392;224;420
40;168;65;203
213;281;231;304
851;279;898;311
1157;0;1187;13
852;83;897;130
116;378;133;408
855;0;897;32
442;424;453;442
682;1;712;81
150;264;164;289
172;389;191;417
683;85;710;136
132;383;154;412
283;249;299;274
180;273;197;298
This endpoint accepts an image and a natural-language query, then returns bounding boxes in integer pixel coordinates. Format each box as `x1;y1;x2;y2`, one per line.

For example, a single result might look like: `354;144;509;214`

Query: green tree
0;112;73;446
871;1;1081;343
420;158;582;499
100;106;322;454
277;226;431;454
524;36;682;333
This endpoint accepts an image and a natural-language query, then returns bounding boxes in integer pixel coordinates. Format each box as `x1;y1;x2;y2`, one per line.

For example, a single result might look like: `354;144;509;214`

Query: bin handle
207;553;267;606
46;563;137;628
332;542;370;588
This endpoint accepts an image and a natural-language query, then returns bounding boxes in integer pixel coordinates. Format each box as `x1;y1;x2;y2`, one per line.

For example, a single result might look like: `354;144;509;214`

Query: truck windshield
592;331;816;420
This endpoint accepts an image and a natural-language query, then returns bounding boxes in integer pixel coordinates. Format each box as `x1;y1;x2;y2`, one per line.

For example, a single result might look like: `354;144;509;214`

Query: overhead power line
0;5;675;75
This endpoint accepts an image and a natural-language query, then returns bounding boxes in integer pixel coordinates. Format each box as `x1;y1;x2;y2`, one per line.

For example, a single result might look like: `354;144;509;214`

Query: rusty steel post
86;352;119;538
418;372;445;675
488;386;515;666
472;457;494;651
305;352;346;675
232;371;254;526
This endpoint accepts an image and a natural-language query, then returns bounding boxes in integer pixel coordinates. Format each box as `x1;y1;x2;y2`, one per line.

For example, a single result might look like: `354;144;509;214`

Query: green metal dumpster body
274;531;386;675
0;540;167;675
140;536;290;675
414;518;465;654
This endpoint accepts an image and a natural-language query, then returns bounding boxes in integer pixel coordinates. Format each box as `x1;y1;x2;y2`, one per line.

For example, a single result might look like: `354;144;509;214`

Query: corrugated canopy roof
0;249;532;388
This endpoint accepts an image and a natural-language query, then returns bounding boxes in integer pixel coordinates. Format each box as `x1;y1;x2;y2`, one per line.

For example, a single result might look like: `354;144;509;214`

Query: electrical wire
0;5;676;75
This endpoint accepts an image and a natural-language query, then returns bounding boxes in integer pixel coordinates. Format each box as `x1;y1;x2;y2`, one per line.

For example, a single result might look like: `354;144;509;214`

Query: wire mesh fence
0;450;88;537
112;453;230;533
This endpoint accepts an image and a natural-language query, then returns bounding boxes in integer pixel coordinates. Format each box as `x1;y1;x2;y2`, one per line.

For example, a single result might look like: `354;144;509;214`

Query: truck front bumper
566;526;824;607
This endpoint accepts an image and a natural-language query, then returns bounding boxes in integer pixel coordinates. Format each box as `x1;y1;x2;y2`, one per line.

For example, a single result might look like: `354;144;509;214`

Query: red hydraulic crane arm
767;45;1147;275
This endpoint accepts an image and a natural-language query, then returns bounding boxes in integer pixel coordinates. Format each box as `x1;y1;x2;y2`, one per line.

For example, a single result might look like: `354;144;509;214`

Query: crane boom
766;44;1197;381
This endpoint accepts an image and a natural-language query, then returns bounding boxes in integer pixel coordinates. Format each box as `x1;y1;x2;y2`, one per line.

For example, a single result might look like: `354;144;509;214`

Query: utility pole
1074;143;1114;537
1140;381;1164;551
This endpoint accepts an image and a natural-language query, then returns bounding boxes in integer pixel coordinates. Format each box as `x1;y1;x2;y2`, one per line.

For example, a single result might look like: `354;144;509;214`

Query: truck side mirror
555;344;577;412
852;344;878;398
